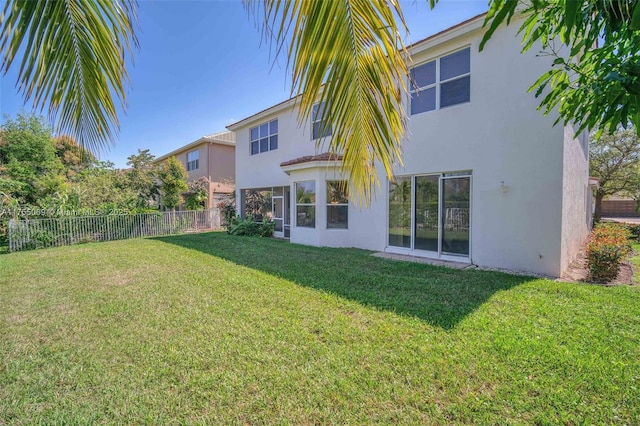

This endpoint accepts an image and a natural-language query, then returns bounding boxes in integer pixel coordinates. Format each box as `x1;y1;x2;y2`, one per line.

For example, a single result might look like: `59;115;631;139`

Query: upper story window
312;102;332;140
187;150;199;171
410;47;470;115
250;119;278;155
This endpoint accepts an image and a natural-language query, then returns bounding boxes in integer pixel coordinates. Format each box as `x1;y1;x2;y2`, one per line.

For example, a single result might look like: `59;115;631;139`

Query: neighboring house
226;13;591;277
154;131;235;211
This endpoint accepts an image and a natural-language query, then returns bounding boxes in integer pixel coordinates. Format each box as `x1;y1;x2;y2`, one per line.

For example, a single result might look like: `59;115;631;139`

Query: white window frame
410;46;471;115
326;180;348;229
187;150;199;171
386;171;472;262
250;119;278;155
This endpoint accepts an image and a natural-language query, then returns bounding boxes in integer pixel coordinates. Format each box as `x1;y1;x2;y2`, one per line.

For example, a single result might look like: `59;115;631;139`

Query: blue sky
0;0;488;167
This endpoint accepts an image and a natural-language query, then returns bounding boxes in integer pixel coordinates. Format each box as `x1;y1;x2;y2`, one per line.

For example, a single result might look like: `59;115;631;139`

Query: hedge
586;223;632;283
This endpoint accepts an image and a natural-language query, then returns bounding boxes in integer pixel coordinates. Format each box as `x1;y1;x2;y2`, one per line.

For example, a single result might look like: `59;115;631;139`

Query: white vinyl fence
8;209;221;252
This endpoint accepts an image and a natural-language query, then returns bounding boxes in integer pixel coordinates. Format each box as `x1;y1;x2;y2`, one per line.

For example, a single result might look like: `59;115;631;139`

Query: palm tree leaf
254;0;409;205
0;0;138;154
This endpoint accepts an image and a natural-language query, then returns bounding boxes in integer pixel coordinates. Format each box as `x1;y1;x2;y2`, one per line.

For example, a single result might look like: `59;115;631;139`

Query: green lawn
1;233;639;424
632;243;640;285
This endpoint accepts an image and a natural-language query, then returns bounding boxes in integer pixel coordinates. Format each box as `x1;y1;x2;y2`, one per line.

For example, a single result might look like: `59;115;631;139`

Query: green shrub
626;224;640;241
221;205;236;228
587;223;632;283
227;216;274;237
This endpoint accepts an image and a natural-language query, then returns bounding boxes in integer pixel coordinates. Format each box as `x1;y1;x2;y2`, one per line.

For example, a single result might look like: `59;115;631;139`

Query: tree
6;0;640;205
158;156;188;211
253;0;409;204
481;0;640;136
54;135;97;178
185;177;209;211
0;0;138;152
248;0;640;202
126;149;160;208
0;113;66;205
70;161;138;211
589;127;640;220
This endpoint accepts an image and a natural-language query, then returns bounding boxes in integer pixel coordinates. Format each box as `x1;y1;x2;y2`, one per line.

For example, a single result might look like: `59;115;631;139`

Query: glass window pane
295;181;316;204
312;102;327;120
440;76;470;108
441;177;470;255
440;48;470;81
414;175;439;252
187;150;199;161
410;61;436;89
260;137;269;153
273;186;283;196
259;123;269;138
327;205;348;229
312;120;332;139
327;181;348;204
388;177;411;248
269;120;278;134
250;127;259;141
251;141;259;155
270;135;278;150
296;206;316;228
411;87;436;115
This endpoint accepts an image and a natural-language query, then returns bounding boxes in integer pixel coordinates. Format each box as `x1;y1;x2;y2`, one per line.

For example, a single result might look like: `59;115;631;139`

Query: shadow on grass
155;232;536;329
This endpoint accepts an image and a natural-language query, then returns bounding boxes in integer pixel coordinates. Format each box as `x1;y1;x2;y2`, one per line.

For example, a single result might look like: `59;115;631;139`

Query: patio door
272;187;284;238
441;176;470;256
272;186;291;238
388;173;471;258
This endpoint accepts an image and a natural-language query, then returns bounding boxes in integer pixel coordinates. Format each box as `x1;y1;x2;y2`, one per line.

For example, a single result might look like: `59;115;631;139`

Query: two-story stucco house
155;131;236;211
227;14;591;277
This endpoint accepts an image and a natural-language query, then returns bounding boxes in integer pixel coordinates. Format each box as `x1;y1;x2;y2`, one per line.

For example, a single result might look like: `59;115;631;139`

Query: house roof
226;12;489;131
154;131;236;163
406;12;487;51
280;152;343;167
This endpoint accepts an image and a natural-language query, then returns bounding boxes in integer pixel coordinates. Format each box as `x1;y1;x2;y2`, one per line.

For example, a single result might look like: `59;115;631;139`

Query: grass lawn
632;243;640;285
1;232;639;424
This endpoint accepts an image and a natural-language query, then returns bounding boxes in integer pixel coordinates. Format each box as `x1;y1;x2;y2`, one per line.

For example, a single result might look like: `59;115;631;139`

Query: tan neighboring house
154;131;236;211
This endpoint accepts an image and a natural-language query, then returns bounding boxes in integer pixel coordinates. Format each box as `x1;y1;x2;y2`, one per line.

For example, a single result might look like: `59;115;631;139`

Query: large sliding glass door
388;173;471;258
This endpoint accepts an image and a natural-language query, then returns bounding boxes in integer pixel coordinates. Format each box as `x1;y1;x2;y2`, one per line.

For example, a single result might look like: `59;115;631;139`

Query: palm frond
255;0;409;205
0;0;138;154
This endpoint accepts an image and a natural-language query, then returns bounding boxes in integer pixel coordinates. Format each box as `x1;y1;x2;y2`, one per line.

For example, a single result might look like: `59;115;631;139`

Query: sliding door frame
386;172;472;262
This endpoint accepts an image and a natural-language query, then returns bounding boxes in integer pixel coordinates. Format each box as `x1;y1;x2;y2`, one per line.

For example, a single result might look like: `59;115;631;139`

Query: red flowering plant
587;223;632;283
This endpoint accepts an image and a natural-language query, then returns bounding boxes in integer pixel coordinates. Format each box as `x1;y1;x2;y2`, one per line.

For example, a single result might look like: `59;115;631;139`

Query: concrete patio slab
372;252;472;269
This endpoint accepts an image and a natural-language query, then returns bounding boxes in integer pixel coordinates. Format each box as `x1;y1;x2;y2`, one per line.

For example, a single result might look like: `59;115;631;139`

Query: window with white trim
326;181;348;229
410;47;470;115
250;119;278;155
187;150;199;171
295;181;316;228
311;102;332;140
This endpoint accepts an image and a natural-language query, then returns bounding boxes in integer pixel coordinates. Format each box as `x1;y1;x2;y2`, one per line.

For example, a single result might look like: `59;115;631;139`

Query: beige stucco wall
209;144;235;192
158;141;236;210
559;125;590;273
